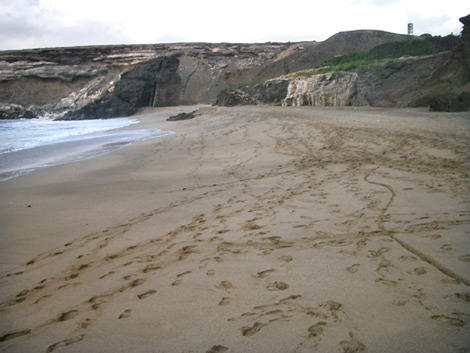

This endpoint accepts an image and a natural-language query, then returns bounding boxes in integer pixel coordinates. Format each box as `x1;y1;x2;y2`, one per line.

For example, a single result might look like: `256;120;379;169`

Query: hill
219;15;470;111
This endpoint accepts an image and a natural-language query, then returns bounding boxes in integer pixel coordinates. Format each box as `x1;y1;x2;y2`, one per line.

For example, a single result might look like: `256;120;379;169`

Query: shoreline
0;118;174;183
0;106;469;352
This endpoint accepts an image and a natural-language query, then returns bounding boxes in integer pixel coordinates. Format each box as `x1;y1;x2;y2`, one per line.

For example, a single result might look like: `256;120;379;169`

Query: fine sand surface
0;105;469;352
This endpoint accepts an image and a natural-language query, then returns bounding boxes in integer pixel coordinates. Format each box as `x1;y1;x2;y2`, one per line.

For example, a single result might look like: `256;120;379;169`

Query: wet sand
0;105;469;352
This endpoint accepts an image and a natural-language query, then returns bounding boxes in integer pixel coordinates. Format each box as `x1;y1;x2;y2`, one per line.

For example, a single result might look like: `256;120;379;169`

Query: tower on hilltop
408;22;414;35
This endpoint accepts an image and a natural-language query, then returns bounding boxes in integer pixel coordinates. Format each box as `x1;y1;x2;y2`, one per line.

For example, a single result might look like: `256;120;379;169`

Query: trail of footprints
1;111;469;351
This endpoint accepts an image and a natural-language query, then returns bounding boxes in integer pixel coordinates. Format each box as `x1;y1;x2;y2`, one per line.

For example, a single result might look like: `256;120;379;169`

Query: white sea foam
0;117;140;154
0;118;173;182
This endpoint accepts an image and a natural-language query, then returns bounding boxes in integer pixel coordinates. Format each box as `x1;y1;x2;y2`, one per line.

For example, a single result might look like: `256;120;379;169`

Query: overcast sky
0;0;468;50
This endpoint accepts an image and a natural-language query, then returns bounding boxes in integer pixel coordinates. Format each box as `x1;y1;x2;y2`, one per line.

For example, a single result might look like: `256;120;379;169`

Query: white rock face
283;72;364;107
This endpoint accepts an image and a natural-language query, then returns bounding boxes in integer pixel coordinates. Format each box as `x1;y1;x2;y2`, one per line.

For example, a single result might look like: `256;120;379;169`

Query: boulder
212;89;257;107
429;92;470;112
251;80;290;105
460;14;470;70
0;103;38;119
166;110;198;121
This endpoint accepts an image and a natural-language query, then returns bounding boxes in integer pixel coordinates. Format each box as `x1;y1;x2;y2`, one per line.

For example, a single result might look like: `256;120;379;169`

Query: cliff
282;72;364;107
281;52;460;108
0;30;411;119
221;15;470;111
0;21;468;119
0;42;298;119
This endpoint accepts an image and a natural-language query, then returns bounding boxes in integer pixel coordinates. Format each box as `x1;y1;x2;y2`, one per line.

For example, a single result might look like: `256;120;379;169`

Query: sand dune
0;106;469;352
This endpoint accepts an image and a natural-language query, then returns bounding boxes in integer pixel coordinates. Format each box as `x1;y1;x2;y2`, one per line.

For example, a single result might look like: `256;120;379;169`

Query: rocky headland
0;15;469;119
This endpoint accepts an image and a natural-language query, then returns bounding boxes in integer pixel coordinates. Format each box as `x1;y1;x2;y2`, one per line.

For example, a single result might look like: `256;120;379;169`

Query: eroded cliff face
279;52;461;108
218;16;470;110
0;43;295;119
1;23;468;118
0;29;419;119
282;72;365;107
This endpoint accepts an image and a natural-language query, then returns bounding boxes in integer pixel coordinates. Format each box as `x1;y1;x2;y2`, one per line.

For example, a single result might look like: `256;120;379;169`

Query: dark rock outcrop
0;104;36;119
429;92;470;112
250;80;291;105
354;53;451;107
61;55;183;119
460;14;470;70
213;80;291;107
425;14;470;111
166;110;198;121
212;89;257;107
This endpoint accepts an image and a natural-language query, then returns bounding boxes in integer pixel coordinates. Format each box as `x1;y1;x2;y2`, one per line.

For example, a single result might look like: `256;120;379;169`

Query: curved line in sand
364;172;470;287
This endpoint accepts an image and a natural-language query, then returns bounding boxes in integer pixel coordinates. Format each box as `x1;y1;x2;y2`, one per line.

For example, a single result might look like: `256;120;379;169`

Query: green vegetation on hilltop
288;34;461;77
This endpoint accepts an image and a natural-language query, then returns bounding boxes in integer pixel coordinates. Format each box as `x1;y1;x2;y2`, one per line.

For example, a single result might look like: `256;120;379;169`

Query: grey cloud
352;0;402;6
0;6;135;50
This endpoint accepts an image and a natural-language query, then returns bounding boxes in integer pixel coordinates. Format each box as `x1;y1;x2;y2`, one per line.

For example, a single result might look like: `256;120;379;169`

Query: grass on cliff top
288;34;461;78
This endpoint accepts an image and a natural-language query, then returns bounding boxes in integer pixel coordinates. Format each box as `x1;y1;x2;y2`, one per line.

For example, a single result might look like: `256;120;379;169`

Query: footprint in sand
267;281;289;291
453;292;470;302
65;273;79;280
46;334;86;352
215;281;233;290
99;271;115;279
440;244;452;251
118;309;132;319
308;321;327;337
206;345;229;353
253;269;275;278
219;297;231;306
171;271;192;286
137;290;157;300
340;332;365;353
398;255;417;262
56;310;79;322
79;318;93;329
0;330;31;342
142;264;161;273
346;264;360;273
410;267;427;275
375;278;397;287
177;271;192;278
367;247;390;258
240;322;266;336
431;315;466;327
459;254;470;262
392;299;407;307
278;255;293;263
422;234;441;240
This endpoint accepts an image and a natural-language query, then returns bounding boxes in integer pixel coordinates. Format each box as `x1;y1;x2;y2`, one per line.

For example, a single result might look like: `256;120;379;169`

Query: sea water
0;118;173;182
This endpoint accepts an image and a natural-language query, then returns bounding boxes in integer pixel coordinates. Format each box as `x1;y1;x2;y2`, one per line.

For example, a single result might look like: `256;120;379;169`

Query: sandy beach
0;105;469;352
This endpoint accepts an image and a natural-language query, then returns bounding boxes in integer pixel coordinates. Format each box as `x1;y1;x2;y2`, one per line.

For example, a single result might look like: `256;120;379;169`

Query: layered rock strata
1;22;468;118
0;43;295;119
218;15;469;110
282;72;364;107
0;30;413;119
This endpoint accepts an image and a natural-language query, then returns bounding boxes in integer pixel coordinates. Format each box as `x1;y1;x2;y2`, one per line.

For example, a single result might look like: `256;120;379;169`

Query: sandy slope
0;106;469;352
